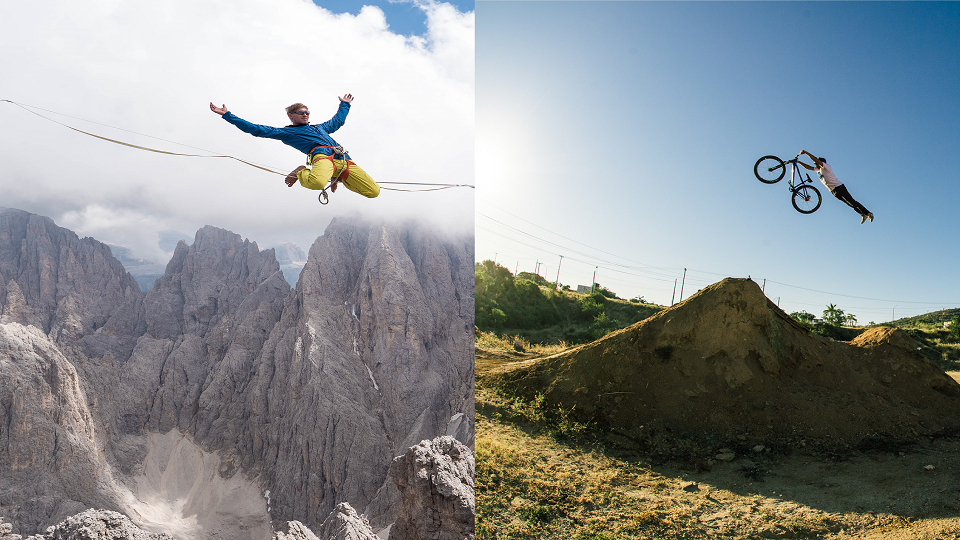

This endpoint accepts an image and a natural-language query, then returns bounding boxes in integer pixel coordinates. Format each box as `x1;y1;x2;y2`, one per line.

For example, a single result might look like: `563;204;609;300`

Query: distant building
577;285;591;294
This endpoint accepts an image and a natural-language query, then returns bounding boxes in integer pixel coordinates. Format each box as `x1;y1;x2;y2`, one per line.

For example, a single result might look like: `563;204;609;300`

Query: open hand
338;94;354;103
209;102;228;115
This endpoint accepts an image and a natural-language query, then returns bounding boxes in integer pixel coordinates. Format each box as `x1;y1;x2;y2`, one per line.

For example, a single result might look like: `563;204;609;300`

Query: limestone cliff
0;208;474;537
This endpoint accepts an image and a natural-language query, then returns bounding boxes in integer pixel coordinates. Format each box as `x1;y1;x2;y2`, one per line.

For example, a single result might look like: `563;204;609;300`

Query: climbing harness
307;145;352;205
1;99;475;206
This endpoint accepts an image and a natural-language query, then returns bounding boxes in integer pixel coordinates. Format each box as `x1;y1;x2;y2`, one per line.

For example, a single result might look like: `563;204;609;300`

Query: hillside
475;260;661;344
485;277;960;450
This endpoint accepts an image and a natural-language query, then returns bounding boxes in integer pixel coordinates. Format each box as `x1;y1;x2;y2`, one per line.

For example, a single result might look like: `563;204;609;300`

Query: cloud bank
0;0;474;261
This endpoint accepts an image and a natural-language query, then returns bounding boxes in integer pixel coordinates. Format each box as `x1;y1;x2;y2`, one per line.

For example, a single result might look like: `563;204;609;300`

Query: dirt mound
486;278;960;448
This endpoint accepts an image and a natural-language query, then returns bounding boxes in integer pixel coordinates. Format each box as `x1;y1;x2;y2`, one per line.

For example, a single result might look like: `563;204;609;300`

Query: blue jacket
222;101;352;159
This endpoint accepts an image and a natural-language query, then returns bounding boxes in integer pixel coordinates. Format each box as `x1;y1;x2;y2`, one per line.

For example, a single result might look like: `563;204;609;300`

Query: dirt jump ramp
487;278;960;450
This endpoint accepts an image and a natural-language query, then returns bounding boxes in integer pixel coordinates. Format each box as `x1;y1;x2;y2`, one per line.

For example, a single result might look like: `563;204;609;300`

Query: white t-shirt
817;163;842;190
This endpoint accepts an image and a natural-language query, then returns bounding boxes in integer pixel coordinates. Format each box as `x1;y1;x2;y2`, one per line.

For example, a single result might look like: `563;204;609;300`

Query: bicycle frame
783;154;815;192
754;152;823;214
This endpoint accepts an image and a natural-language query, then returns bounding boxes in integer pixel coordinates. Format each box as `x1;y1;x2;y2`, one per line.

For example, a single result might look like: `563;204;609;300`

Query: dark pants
830;184;870;216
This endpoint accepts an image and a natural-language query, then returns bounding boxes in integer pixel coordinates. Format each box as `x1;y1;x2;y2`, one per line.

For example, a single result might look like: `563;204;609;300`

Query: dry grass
475;330;570;356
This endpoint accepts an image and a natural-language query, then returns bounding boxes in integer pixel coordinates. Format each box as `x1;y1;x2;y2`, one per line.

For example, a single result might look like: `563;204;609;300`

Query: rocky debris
2;517;20;540
21;510;172;540
488;277;960;450
680;481;699;492
0;209;474;537
273;521;321;540
715;451;736;462
388;437;475;540
313;503;378;540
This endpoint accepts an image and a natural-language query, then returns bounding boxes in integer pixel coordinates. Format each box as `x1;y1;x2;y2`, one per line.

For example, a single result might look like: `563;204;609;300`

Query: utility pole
555;255;563;288
493;253;498;265
762;279;766;292
679;268;687;302
591;267;598;293
671;279;677;306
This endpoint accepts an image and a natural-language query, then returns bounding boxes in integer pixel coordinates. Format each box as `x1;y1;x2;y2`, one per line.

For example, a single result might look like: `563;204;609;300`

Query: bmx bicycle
754;153;822;214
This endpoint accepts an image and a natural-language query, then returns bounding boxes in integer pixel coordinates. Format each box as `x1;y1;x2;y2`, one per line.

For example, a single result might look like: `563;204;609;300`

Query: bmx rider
798;150;873;224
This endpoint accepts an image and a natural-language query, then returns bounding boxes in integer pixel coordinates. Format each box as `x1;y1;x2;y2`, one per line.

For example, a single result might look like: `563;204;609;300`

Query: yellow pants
297;154;380;198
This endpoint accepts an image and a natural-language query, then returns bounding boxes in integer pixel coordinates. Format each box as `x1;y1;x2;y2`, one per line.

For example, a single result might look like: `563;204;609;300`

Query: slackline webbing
1;99;474;192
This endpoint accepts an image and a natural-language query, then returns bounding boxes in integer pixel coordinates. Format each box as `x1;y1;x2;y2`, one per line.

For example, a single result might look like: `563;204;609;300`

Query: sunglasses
292;110;310;116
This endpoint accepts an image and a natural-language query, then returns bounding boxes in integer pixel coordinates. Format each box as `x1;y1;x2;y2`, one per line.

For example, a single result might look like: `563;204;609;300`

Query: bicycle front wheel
792;184;822;214
754;156;785;184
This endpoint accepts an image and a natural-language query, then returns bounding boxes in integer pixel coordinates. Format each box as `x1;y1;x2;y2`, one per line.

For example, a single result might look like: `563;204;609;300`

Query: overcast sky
477;1;960;324
1;0;474;263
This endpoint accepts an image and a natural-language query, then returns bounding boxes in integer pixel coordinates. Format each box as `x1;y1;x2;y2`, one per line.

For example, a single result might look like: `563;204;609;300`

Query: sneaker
868;212;874;222
860;214;867;224
285;166;307;187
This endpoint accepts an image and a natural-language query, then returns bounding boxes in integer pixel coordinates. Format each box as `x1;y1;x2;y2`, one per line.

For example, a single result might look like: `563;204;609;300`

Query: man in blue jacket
209;94;379;198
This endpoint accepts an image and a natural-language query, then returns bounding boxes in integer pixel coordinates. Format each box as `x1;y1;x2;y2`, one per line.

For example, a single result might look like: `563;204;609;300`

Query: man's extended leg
336;159;380;198
831;185;871;216
296;157;336;191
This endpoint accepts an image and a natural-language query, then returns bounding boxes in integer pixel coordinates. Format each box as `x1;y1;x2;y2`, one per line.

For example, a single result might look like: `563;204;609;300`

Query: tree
822;303;846;327
790;311;815;324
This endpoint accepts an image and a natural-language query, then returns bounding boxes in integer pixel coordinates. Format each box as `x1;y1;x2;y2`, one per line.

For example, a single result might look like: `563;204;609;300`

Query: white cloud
0;0;473;261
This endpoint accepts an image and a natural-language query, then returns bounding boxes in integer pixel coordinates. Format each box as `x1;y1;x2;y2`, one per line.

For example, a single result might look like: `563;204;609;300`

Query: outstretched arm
799;150;824;169
210;102;229;115
319;96;352;134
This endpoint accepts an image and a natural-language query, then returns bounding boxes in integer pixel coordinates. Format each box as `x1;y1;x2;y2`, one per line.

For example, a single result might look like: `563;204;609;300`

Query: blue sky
329;0;475;35
477;1;960;324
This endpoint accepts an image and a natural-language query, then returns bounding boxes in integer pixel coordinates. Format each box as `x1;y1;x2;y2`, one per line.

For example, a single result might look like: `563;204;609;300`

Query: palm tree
823;303;846;326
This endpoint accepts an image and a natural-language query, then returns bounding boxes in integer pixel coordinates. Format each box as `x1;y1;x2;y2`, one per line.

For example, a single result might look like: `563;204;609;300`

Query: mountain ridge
0;207;474;538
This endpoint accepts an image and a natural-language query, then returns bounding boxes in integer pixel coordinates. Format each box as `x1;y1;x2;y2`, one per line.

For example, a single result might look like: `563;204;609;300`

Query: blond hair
285;103;308;114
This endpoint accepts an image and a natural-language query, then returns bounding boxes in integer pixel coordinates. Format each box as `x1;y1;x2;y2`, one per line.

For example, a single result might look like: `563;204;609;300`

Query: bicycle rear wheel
792;184;822;214
754;156;785;184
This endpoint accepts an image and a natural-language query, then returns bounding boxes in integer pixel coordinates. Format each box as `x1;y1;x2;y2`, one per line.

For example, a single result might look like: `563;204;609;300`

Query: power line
476;204;959;312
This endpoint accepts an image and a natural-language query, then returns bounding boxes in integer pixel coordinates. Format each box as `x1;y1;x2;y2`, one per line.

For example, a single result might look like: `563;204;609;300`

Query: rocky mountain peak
144;225;288;340
0;208;473;538
0;208;142;345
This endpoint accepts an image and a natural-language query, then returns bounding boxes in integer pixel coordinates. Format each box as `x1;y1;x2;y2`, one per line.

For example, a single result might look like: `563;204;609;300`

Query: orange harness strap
308;146;355;190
